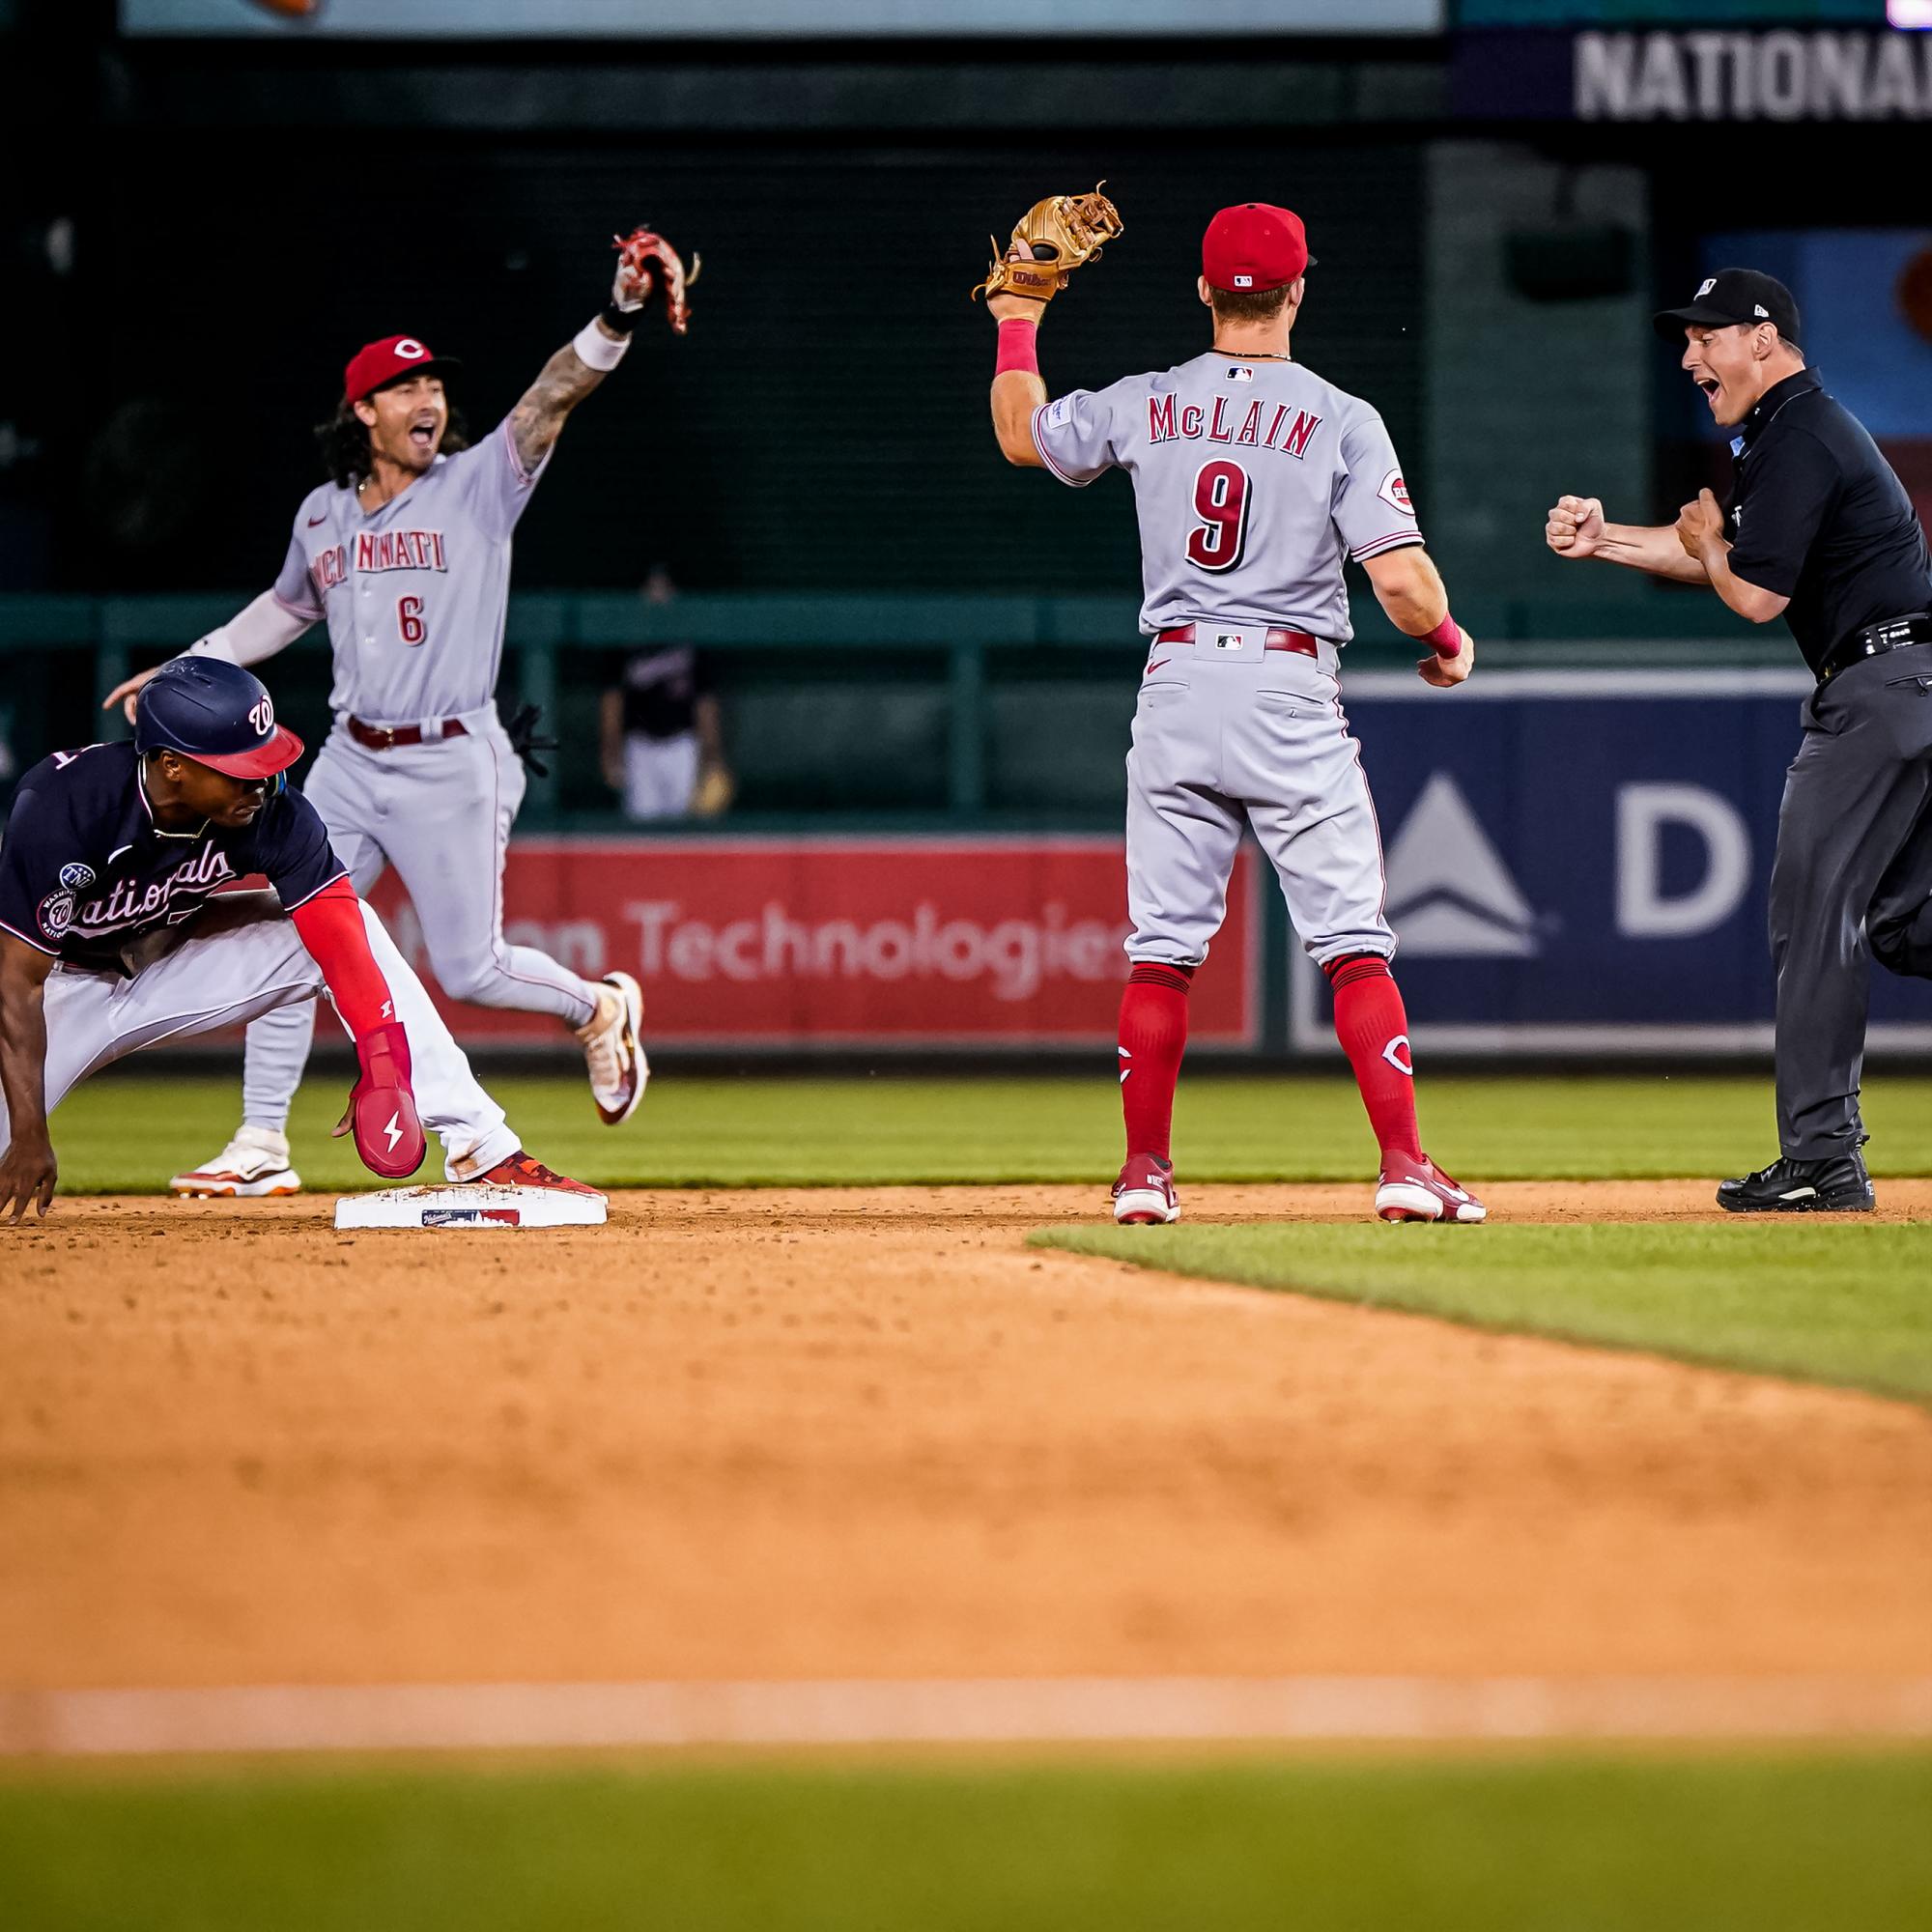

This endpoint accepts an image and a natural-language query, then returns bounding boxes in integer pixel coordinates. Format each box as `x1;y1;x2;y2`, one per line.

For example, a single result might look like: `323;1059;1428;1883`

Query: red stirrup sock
1325;952;1423;1160
1118;962;1193;1162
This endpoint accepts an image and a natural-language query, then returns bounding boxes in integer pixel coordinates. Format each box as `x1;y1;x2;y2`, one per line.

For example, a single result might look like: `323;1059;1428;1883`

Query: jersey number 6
397;595;427;648
1185;459;1251;574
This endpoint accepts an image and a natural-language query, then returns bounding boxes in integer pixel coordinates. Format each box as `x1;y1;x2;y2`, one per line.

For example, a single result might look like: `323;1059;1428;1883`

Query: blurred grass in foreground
1;1749;1927;1932
46;1069;1932;1192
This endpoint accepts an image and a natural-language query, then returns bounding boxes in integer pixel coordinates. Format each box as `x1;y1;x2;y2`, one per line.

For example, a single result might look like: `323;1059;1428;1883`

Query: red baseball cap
342;334;462;403
1202;204;1311;294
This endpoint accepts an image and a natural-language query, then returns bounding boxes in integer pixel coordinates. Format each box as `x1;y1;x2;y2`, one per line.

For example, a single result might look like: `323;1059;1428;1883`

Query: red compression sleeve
1422;612;1463;659
288;877;397;1040
995;316;1040;377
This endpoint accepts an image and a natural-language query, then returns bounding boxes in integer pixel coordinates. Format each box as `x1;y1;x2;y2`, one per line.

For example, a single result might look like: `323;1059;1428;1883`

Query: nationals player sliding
984;197;1485;1224
0;658;596;1222
105;229;693;1198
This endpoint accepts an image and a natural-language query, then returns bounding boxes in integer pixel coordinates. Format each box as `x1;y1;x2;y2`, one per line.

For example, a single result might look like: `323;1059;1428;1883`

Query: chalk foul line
4;1675;1931;1756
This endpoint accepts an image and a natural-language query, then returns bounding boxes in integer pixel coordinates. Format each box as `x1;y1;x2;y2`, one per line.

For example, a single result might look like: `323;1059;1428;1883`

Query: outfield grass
44;1068;1932;1192
1;1750;1926;1932
1033;1222;1932;1405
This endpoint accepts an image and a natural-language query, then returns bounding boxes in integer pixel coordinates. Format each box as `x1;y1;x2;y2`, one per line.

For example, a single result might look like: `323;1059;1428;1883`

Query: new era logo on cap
1653;267;1802;346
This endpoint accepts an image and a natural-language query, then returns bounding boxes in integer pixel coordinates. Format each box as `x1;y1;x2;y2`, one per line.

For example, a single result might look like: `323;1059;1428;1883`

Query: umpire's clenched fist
1546;494;1605;558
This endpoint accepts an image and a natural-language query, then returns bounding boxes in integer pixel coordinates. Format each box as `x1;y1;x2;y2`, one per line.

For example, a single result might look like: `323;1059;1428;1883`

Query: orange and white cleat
576;971;648;1125
1375;1151;1486;1224
170;1125;301;1198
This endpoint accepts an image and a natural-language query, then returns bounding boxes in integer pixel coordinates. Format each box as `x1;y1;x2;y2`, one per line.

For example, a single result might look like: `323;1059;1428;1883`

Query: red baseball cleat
1375;1151;1486;1224
478;1151;603;1198
1112;1152;1179;1225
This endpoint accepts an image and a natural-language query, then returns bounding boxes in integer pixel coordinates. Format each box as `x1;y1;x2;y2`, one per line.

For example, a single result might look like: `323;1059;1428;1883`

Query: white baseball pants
3;897;520;1182
239;714;601;1133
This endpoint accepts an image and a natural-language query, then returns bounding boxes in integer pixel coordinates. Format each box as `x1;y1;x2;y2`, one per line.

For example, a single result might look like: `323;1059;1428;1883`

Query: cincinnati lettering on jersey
353;529;449;574
1147;394;1322;461
311;545;349;594
71;842;237;938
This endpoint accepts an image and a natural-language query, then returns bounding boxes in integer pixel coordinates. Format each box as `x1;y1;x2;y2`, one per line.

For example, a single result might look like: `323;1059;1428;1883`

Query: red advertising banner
366;836;1258;1047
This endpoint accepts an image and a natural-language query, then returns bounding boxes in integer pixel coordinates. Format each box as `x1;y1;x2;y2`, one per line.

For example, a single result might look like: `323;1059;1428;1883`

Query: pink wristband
995;316;1040;378
1423;613;1463;659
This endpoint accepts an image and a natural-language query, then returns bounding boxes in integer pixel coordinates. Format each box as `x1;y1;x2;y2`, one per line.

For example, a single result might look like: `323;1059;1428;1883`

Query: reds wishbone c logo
395;338;428;360
1380;1034;1414;1076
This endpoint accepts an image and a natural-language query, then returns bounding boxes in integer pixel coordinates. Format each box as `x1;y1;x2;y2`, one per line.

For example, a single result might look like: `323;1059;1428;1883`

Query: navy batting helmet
133;658;305;780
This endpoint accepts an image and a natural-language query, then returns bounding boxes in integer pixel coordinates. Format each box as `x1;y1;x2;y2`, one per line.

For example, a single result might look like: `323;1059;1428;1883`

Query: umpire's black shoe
1716;1148;1875;1213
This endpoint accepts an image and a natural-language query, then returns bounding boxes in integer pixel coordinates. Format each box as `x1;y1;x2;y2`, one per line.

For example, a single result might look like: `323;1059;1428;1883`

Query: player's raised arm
508;227;697;475
975;187;1122;469
1546;493;1711;584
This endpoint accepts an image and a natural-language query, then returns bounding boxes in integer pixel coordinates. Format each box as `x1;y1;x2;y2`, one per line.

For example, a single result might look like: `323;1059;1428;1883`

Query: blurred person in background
601;567;733;819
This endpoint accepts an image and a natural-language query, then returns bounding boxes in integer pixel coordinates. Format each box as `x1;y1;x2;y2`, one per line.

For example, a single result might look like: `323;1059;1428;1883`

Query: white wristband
573;319;632;372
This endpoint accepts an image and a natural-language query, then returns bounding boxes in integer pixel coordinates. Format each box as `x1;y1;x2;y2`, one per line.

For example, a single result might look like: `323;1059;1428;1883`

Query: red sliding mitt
333;1020;427;1181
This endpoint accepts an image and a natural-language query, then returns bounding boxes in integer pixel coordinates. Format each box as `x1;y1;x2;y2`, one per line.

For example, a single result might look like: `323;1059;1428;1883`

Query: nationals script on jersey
271;418;553;724
1032;354;1422;639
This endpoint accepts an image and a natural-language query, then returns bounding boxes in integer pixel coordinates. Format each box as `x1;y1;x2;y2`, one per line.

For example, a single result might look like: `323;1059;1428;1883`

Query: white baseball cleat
1375;1151;1486;1224
169;1123;302;1199
576;971;648;1125
1112;1152;1180;1225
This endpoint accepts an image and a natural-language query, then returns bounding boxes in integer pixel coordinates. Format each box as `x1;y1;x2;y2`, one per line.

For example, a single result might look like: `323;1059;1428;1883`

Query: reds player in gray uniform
107;229;692;1197
986;199;1486;1225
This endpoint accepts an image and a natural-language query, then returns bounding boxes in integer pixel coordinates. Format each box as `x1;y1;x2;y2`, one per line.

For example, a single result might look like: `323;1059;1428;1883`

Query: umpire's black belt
1815;611;1932;686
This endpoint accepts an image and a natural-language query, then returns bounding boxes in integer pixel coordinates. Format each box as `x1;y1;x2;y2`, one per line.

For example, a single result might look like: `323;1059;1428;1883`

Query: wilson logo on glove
973;185;1123;306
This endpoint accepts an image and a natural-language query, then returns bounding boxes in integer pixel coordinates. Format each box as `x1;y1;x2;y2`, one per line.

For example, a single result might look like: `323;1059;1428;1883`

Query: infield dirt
3;1183;1929;1712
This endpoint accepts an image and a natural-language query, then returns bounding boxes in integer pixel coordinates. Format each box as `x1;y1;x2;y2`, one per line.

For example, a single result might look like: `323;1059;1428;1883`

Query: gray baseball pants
1769;642;1932;1158
1123;626;1395;969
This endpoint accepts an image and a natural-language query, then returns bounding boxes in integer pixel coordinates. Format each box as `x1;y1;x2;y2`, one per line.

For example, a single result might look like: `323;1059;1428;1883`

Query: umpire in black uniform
1548;268;1932;1211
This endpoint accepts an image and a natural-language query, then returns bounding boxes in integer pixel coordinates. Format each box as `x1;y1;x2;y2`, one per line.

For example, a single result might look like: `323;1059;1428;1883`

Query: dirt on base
1;1182;1928;1702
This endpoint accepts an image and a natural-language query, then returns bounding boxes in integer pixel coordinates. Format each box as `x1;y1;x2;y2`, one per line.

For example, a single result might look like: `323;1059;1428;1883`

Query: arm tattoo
508;341;610;472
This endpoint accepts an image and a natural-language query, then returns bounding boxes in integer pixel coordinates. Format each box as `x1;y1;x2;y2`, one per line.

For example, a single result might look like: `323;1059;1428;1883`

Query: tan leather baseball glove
972;185;1122;304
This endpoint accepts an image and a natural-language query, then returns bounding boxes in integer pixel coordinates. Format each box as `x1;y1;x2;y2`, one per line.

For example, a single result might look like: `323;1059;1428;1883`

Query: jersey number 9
1185;460;1251;574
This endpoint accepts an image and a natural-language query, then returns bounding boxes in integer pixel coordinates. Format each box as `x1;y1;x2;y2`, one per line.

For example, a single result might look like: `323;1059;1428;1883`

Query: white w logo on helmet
247;696;274;738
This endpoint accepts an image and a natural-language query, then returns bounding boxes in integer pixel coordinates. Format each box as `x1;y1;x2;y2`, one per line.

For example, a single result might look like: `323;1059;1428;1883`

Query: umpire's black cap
1654;268;1802;346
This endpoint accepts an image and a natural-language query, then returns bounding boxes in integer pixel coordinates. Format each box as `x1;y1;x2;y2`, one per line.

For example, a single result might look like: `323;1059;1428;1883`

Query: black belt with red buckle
347;716;470;751
1815;613;1932;687
1155;622;1321;660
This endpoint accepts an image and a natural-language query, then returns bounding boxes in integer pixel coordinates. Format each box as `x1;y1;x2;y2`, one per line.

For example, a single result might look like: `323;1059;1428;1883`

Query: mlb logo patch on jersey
1214;632;1244;650
1227;364;1255;383
1378;469;1415;517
